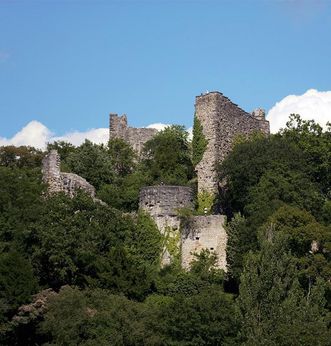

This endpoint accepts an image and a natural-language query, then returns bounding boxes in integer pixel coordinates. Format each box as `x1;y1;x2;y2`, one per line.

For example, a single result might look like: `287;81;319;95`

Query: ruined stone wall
195;92;270;194
109;114;157;154
139;185;194;266
42;150;96;198
181;215;227;271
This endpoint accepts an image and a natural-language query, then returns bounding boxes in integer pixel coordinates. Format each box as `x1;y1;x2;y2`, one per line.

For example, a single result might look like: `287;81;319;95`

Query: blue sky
0;0;331;145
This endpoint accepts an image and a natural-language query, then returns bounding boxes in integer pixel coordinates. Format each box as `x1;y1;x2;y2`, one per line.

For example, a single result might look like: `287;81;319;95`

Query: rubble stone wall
139;185;194;266
109;114;157;154
195;91;270;194
181;215;227;271
42;150;96;198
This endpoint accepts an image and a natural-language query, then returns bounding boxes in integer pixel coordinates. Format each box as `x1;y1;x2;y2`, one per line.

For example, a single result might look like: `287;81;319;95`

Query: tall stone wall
42;150;96;198
195;91;270;194
181;215;227;271
109;114;158;154
139;185;194;266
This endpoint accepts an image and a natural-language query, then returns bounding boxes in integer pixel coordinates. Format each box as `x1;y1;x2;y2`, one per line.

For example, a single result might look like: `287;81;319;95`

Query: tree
66;140;114;190
40;287;151;345
149;287;239;346
281;114;331;196
140;125;194;186
0;166;43;250
47;141;76;171
219;135;307;214
107;138;136;177
192;115;208;166
238;232;331;345
25;192;136;289
0;146;43;169
260;205;331;291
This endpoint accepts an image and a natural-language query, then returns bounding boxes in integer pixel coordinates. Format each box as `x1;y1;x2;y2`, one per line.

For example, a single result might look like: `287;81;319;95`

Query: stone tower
42;150;96;198
109;114;158;154
139;185;194;266
195;92;270;194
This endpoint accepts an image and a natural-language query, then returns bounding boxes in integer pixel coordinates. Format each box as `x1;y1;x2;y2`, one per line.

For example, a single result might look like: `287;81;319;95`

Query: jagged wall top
109;113;158;154
42;150;96;198
195;91;270;194
139;185;194;217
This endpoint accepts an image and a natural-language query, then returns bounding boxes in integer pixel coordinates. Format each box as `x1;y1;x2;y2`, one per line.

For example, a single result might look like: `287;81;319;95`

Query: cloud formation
146;123;171;131
0;122;184;150
267;89;331;133
2;89;329;149
0;121;53;149
51;128;109;147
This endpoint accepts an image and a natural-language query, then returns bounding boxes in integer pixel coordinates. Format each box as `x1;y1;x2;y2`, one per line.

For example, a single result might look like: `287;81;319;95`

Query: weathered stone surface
195;91;270;194
42;150;96;198
109;114;157;154
139;186;227;270
181;215;227;271
139;185;194;266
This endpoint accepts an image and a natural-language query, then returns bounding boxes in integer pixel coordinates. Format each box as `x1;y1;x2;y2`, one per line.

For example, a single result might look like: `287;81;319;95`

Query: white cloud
146;123;171;131
147;123;193;140
267;89;331;133
187;126;193;140
0;121;53;149
0;122;109;150
51;128;109;147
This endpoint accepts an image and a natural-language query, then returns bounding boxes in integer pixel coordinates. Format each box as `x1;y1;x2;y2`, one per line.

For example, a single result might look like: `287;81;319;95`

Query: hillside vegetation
0;117;330;345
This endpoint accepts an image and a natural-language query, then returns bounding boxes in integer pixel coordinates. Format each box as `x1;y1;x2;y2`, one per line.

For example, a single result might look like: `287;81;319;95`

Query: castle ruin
139;185;194;266
181;215;227;270
109;114;158;154
139;186;228;270
108;91;270;270
41;91;270;271
42;150;96;198
195;91;270;194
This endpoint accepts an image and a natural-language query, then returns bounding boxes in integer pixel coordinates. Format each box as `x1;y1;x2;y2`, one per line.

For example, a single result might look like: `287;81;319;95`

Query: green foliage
140;125;194;186
192;115;208;166
0;252;37;316
127;211;162;266
196;190;215;214
238;233;331;345
47;141;76;163
260;205;331;284
97;170;150;211
40;286;150;346
0;146;43;169
219;134;307;213
66;140;114;190
24;192;153;295
149;287;239;346
225;213;252;282
97;139;147;211
190;249;224;284
281;114;331;196
107;138;136;176
245;166;324;225
0;166;43;250
162;226;181;266
1;114;331;345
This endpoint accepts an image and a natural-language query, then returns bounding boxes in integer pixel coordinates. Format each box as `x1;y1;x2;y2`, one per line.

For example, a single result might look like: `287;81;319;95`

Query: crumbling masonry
41;91;270;271
42;150;96;198
109;114;158;155
195;91;270;194
139;185;194;266
137;92;269;269
139;185;228;270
